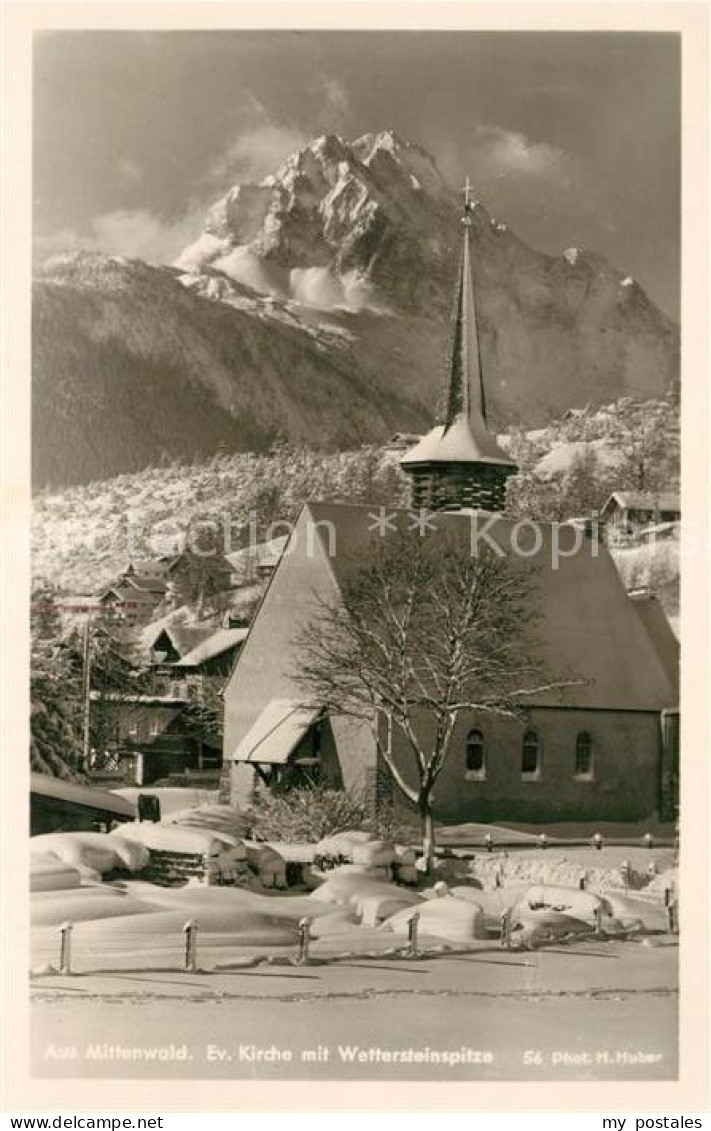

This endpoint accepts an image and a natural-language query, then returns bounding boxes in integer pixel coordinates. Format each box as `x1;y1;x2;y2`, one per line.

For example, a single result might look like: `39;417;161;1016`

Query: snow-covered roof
633;520;678;542
627;595;679;699
312;503;677;711
638;521;680;539
400;418;516;468
225;535;289;572
231;699;321;764
88;692;188;706
534;440;625;480
140;611;221;659
30;772;136;817
389;432;423;444
125;558;171;576
174;627;249;668
112;786;219;816
56;595;103;610
140;606;191;648
99;585;160;605
223;500;681;773
123;576;167;595
602;491;680;515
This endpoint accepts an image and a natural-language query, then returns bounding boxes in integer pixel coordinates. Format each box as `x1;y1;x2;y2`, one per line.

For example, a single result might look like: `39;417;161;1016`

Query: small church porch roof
231;699;321;764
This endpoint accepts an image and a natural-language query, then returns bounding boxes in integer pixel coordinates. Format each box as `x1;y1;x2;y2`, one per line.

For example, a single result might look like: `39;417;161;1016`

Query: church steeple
444;178;487;427
400;178;517;512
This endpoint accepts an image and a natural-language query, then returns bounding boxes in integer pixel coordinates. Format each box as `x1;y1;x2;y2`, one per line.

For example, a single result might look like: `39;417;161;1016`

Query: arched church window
465;729;485;778
575;731;594;778
522;729;541;777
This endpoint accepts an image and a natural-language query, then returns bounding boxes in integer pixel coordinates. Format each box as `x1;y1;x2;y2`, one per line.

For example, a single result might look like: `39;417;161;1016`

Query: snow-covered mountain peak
307;132;350;160
172;129;673;334
175;131;460;312
352;128;409;160
33;130;679;490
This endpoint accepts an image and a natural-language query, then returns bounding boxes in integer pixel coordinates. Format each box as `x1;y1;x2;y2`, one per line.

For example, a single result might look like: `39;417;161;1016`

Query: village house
222;191;680;827
122;558;172;583
101;550;234;627
141;614;222;667
88;690;222;787
55;593;103;635
225;535;289;587
170;626;249;680
97;580;164;626
140;612;248;685
81;611;247;787
153;548;233;608
30;772;135;835
600;491;681;537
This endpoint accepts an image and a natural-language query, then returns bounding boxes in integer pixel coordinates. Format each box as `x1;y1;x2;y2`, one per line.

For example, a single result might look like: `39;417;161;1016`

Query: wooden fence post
183;919;199;972
59;921;73;975
297;917;312;964
408;911;420;958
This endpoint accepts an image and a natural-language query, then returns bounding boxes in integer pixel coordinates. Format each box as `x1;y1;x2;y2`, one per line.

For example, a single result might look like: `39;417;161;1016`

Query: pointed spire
443;214;487;429
400;177;517;512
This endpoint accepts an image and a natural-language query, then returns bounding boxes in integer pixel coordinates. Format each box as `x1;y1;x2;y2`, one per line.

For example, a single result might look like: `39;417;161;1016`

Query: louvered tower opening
408;462;516;513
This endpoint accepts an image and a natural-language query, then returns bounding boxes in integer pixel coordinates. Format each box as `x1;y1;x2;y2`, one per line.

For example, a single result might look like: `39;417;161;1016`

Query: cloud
35;79;353;270
206;93;308;187
34;205;206;267
316;76;350;131
210;245;281;295
90;208;203;260
204;80;350;189
469;124;573;183
289;266;375;311
33;228;87;263
208;123;309;185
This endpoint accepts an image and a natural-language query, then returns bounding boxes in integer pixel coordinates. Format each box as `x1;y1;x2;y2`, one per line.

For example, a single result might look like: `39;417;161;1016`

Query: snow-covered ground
31;939;678;1080
29;816;679;1080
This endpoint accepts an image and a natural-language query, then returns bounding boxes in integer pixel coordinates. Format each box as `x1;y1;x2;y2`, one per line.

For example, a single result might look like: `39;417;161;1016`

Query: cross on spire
461;176;474;225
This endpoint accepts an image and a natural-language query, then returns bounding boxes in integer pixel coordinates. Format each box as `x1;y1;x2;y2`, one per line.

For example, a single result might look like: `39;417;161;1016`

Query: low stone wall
137;849;252;887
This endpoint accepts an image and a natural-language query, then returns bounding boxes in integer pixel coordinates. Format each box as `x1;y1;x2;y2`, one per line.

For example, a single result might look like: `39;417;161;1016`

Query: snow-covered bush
250;784;379;844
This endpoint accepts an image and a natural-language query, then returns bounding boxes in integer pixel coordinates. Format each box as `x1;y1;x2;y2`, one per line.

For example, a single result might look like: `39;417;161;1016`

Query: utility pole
82;614;92;770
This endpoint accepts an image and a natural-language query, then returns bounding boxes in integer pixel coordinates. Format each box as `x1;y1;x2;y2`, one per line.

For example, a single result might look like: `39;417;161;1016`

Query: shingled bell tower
400;179;517;512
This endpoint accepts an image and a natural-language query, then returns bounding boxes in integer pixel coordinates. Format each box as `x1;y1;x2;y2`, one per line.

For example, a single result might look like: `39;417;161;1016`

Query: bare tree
293;529;577;871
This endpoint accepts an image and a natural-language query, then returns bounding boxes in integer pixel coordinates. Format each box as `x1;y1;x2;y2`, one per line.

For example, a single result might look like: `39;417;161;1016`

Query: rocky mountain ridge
33;130;679;487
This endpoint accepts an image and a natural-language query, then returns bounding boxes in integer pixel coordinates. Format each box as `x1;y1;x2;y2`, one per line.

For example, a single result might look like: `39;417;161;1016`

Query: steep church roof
628;593;679;702
296;502;676;712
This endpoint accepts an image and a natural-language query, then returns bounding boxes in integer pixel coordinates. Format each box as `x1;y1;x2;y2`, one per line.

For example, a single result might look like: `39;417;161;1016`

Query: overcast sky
34;30;680;316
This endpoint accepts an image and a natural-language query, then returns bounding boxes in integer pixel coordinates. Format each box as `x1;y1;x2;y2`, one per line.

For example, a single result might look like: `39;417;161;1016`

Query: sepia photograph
3;6;707;1110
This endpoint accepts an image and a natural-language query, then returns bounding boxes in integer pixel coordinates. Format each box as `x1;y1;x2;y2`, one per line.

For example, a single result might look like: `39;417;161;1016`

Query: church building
222;188;679;826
